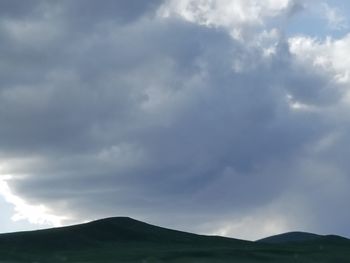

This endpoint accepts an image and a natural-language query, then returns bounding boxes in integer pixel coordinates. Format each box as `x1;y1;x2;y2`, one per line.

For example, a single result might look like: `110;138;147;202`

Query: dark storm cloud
63;0;164;25
0;0;44;18
0;0;162;21
1;0;350;239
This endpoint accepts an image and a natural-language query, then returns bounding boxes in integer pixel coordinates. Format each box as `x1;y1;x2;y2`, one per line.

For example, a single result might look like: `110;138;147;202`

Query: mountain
257;231;350;245
257;231;322;243
0;217;247;250
0;217;349;262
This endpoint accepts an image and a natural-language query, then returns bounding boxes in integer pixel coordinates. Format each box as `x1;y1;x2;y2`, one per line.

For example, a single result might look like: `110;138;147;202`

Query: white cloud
0;175;64;227
159;0;299;39
322;3;348;31
289;34;350;85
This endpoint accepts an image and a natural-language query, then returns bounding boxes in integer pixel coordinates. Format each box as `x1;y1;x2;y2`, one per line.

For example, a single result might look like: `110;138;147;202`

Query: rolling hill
257;231;323;243
0;217;349;262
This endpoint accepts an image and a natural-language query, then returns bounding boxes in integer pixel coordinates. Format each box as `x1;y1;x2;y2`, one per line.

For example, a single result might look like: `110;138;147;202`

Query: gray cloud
0;0;349;239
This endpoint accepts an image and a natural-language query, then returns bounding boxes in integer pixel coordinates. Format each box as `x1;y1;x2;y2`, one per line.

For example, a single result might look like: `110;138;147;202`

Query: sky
0;0;350;241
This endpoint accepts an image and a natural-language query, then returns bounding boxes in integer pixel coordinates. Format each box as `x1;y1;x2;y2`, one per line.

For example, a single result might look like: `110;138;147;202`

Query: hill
257;231;350;245
0;217;247;250
257;231;322;243
0;217;349;262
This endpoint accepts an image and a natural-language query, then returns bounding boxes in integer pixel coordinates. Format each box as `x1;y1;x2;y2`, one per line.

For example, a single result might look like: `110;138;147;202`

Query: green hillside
0;217;349;262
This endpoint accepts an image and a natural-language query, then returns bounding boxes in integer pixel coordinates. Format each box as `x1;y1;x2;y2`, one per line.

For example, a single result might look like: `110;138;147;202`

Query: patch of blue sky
266;0;349;39
291;0;348;38
0;197;38;234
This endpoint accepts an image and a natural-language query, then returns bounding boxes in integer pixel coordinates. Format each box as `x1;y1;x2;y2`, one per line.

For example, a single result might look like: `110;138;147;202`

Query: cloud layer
0;0;349;240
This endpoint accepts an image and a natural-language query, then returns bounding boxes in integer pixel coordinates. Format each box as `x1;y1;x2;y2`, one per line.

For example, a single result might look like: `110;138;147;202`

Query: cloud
0;175;64;226
159;0;304;39
322;3;348;31
289;34;350;84
0;0;350;240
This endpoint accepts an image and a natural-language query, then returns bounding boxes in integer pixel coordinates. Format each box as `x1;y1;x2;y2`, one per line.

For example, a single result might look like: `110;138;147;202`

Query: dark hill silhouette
0;217;349;262
0;217;248;252
257;231;322;243
257;231;350;245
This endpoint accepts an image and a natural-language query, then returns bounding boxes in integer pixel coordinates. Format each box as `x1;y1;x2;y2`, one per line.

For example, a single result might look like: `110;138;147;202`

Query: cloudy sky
0;0;350;241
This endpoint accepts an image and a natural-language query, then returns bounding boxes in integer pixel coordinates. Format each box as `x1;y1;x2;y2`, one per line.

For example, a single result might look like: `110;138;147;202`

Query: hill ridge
257;231;350;244
0;216;248;251
1;217;350;262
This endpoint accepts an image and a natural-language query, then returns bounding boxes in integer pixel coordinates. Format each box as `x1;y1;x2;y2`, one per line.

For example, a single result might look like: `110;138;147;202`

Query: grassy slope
0;217;349;262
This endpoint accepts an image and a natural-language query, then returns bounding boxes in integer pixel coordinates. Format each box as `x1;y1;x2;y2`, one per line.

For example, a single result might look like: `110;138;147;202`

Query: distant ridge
257;231;321;243
0;217;350;262
257;231;350;244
